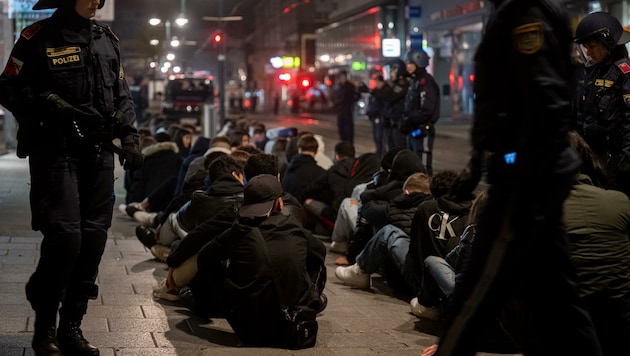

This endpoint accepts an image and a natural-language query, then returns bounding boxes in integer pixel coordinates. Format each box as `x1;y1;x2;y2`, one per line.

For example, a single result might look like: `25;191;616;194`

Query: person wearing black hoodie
281;135;326;198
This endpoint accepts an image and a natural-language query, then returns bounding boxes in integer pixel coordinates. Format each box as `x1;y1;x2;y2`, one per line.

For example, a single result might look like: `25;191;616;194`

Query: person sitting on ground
229;130;250;151
299;141;357;233
194;175;327;347
562;131;630;356
281;134;327;198
334;172;433;292
340;149;426;258
183;136;232;194
331;146;404;265
153;153;306;306
138;155;245;263
403;169;472;294
248;121;268;150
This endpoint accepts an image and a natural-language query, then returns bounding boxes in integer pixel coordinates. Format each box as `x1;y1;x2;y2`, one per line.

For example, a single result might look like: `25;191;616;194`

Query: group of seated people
119;117;629;354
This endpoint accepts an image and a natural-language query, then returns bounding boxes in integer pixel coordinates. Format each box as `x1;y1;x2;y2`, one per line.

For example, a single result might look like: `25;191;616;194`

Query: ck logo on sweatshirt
47;46;83;70
428;211;460;240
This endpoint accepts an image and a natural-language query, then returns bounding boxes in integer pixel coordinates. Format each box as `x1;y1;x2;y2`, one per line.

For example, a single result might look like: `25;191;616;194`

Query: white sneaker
150;244;171;263
134;211;157;226
410;297;442;320
330;241;348;254
335;264;370;289
153;279;180;302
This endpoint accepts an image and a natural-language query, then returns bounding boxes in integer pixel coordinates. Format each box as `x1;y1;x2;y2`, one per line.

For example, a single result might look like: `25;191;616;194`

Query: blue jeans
420;256;455;306
356;224;409;275
407;133;435;175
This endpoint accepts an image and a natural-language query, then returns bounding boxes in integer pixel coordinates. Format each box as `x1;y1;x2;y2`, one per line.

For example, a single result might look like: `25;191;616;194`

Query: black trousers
26;147;113;323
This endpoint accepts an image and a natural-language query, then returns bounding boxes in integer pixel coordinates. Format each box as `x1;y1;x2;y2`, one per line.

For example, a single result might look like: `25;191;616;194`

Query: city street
0;112;518;356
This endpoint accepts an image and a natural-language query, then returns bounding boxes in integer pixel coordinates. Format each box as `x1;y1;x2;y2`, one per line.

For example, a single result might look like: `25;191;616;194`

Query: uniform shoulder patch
513;22;544;54
4;56;24;77
22;23;41;40
618;62;630;74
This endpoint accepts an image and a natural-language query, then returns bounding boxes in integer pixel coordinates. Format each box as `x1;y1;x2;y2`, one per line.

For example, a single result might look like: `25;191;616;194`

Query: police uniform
575;45;630;197
0;2;140;355
403;59;440;175
438;0;603;355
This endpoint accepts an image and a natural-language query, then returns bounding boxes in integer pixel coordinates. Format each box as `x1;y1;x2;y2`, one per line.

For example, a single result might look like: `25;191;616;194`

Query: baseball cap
238;174;283;218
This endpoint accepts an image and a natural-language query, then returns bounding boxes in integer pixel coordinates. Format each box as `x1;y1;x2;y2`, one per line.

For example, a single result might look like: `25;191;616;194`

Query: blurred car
161;76;215;125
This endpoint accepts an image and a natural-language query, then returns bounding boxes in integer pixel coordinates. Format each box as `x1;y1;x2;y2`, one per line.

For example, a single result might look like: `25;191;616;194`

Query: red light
300;78;311;88
469;74;475;82
213;33;223;43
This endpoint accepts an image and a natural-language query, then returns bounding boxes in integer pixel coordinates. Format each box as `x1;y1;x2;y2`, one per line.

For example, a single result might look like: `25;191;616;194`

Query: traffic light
278;72;292;84
297;74;314;90
212;32;223;45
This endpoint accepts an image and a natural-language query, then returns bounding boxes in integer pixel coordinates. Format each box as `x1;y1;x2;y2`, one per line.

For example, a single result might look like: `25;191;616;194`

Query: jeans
419;256;455;306
356;224;409;275
331;197;359;244
407;133;435;175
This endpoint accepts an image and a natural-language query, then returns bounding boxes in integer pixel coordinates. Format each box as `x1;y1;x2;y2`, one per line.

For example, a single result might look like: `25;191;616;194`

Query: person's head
403;172;431;195
168;124;193;151
568;130;611;188
33;0;104;19
271;137;289;155
210;135;231;151
207;154;245;185
230;150;252;169
238;174;284;218
244;153;280;182
248;122;266;143
297;135;319;156
389;149;426;182
203;151;228;171
429;170;459;199
235;145;263;156
574;12;630;66
337;70;348;84
154;127;171;142
385;58;409;79
405;49;430;74
229;131;250;150
333;141;355;162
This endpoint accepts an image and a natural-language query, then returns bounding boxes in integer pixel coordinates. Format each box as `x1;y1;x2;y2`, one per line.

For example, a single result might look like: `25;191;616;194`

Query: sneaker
150;244;170;262
153;279;180;302
330;241;348;254
135;225;157;248
410;297;442;320
133;211;157;226
335;264;370;289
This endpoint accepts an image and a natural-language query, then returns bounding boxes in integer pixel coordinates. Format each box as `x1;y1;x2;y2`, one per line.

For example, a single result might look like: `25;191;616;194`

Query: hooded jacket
127;141;183;204
281;153;326;198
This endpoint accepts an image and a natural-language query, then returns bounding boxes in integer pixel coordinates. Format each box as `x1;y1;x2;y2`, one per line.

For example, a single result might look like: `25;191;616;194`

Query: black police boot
57;320;99;356
32;326;62;356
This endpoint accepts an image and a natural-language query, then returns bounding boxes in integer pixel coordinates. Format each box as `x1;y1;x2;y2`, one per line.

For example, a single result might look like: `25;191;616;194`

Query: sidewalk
0;149;520;355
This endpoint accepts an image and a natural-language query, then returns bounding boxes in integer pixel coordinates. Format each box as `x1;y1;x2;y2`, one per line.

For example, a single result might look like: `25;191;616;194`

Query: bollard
202;104;216;138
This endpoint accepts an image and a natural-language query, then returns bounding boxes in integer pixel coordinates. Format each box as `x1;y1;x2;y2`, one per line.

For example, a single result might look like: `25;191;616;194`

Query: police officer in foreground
402;49;440;175
0;0;143;355
425;0;603;355
574;12;630;197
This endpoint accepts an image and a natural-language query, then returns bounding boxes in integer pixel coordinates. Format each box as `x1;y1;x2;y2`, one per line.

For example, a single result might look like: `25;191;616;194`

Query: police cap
33;0;105;10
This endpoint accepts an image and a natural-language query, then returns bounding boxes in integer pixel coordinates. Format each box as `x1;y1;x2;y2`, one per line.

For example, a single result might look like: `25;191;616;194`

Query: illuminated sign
382;38;401;57
351;61;366;71
281;56;301;69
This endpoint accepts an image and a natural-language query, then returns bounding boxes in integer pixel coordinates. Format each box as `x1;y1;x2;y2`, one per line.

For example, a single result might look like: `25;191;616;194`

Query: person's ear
232;171;245;185
275;197;284;212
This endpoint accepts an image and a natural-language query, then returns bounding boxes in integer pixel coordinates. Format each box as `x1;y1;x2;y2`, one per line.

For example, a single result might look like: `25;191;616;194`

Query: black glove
120;135;143;170
47;93;76;114
450;150;483;201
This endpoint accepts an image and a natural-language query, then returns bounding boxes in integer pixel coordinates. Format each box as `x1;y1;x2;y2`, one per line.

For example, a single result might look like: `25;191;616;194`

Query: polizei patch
46;46;83;70
513;22;544;54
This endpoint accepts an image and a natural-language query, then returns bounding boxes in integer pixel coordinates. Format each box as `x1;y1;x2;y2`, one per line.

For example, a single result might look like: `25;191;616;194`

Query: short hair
271;137;288;155
403;172;431;194
334;141;355;159
429;170;459;199
207;155;243;182
244;153;279;181
236;145;263;155
229;131;248;148
297;135;318;154
210;136;231;150
250;122;266;134
230;150;251;169
203;151;228;170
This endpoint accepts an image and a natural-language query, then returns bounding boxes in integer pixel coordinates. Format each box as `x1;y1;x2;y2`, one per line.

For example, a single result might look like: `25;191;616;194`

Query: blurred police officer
403;49;440;175
435;0;603;355
574;12;630;197
372;59;409;151
0;0;143;355
333;70;358;142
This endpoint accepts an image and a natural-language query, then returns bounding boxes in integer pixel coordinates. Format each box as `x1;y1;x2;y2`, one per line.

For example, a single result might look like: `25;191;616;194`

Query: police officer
433;0;604;355
574;12;630;197
0;0;143;355
333;70;358;142
371;59;410;151
402;49;440;175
